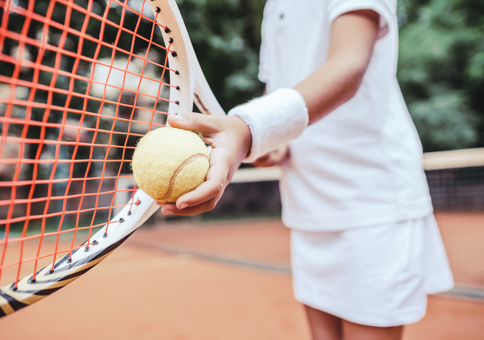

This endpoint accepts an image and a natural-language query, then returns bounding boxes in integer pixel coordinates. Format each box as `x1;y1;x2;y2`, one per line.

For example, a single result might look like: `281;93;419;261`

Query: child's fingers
159;161;229;213
175;161;230;209
252;145;289;167
161;196;221;215
161;156;230;214
252;154;271;167
160;202;175;211
161;113;249;215
274;145;290;163
167;112;222;136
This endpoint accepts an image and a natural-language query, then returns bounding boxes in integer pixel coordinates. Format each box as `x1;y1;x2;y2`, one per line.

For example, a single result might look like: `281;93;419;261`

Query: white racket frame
0;0;224;317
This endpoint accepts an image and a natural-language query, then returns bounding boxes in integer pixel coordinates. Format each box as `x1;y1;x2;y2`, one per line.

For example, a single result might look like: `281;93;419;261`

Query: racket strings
0;0;178;286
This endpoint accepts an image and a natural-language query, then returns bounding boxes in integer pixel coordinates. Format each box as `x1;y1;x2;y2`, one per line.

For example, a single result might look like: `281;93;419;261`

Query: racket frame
0;0;224;317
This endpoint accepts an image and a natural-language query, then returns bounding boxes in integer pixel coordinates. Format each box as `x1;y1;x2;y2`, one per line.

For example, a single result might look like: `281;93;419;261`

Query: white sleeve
257;4;270;83
327;0;396;40
258;41;269;83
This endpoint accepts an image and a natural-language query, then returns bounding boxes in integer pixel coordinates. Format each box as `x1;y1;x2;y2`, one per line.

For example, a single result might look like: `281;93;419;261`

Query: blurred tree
177;0;265;112
397;0;484;151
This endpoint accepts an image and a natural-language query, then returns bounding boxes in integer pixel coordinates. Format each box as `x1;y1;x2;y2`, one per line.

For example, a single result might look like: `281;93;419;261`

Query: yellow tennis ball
132;127;209;204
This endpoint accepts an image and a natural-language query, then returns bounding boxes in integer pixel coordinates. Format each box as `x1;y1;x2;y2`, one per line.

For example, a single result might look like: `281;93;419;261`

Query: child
160;1;454;339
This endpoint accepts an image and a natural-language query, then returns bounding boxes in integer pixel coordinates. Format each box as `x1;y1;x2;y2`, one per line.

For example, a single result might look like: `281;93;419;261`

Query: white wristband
228;88;309;163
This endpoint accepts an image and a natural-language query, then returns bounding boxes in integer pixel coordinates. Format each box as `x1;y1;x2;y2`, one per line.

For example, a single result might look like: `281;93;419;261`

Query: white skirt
291;214;454;327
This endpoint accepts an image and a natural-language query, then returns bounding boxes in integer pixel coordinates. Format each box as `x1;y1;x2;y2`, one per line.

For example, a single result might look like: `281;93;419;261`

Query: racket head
0;0;222;317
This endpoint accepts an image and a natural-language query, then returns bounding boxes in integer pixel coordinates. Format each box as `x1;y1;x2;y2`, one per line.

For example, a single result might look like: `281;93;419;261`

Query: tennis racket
0;0;224;317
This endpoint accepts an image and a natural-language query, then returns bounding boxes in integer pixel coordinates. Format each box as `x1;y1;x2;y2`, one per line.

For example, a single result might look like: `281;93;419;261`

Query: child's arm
296;9;379;124
251;9;379;168
160;10;380;215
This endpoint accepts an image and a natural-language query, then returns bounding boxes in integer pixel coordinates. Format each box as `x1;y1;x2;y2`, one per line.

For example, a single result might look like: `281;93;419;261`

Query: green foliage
409;92;477;150
398;0;484;151
177;0;265;111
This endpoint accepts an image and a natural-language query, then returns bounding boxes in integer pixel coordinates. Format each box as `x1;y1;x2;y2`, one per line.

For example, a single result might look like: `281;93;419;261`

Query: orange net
0;0;173;287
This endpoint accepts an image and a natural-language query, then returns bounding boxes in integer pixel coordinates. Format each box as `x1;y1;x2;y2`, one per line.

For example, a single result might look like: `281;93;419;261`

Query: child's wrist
228;88;309;163
229;115;252;160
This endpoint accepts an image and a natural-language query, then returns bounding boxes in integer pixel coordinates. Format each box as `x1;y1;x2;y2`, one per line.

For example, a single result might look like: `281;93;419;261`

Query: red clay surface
1;218;483;339
436;211;484;288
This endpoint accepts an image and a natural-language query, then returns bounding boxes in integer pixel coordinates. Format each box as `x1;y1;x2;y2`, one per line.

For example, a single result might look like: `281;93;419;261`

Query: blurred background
183;0;484;154
0;0;484;339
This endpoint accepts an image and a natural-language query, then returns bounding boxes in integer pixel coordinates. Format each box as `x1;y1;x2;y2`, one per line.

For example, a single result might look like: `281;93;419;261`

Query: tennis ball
132;127;209;204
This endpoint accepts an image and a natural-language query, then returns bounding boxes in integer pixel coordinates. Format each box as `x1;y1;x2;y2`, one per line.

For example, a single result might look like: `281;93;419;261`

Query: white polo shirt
258;0;433;231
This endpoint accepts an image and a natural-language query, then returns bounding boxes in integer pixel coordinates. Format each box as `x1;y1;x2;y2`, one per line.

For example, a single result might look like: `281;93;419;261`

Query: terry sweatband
228;88;309;163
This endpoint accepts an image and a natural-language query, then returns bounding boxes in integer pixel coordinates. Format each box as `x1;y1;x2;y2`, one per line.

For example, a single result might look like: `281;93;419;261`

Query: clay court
1;214;483;340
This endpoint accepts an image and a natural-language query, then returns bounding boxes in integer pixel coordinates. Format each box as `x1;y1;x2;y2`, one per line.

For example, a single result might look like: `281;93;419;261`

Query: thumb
167;112;220;135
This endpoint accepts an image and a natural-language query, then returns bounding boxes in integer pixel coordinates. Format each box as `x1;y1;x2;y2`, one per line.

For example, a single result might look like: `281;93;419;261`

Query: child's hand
251;145;290;168
158;112;251;215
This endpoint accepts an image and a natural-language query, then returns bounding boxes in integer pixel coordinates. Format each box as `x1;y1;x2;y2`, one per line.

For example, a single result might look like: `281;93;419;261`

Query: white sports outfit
257;0;454;326
291;216;454;327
